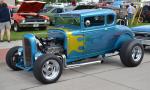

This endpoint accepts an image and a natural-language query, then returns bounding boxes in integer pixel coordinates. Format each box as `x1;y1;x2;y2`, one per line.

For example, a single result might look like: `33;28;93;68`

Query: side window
52;9;57;13
57;8;63;13
84;16;105;27
107;15;114;24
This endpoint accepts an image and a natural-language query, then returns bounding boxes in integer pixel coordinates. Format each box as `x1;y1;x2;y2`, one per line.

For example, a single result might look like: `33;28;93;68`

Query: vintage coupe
12;1;49;31
6;9;144;84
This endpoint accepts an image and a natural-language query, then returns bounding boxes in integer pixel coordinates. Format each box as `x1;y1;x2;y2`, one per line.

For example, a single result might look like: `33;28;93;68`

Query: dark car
141;5;150;23
74;5;97;10
138;5;150;22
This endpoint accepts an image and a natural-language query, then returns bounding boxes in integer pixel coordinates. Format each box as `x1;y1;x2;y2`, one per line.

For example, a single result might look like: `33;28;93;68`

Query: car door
84;14;118;55
84;15;106;54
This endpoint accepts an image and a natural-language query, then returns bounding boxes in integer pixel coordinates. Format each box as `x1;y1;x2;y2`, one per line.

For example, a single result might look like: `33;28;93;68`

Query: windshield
55;16;80;27
39;7;53;13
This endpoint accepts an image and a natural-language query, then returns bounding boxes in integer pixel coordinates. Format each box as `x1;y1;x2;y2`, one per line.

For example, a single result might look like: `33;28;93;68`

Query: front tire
120;40;144;67
6;46;22;71
33;54;63;84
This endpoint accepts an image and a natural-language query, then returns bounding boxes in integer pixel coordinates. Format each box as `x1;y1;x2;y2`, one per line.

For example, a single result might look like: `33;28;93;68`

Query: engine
37;37;64;55
23;34;64;67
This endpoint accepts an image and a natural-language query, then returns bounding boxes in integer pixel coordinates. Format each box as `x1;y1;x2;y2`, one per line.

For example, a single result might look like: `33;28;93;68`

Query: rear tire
33;54;63;84
120;40;144;67
6;46;22;71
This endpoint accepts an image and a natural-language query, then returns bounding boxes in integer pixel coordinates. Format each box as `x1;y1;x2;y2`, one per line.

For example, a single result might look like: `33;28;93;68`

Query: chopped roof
58;9;116;17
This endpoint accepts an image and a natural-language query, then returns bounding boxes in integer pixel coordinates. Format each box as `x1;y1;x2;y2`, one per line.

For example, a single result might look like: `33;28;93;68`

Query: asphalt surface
0;41;150;90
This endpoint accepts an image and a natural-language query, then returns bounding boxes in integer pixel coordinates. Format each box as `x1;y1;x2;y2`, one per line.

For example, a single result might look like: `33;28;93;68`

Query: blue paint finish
48;29;68;51
35;52;43;60
112;1;124;8
16;34;42;71
114;34;133;50
15;9;136;69
23;34;37;67
59;9;116;17
131;25;150;33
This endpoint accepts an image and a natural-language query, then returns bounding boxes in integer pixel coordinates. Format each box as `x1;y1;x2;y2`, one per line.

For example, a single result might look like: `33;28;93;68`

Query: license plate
33;24;39;27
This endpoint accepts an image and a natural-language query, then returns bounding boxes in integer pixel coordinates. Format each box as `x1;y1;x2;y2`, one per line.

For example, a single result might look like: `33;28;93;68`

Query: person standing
0;1;11;42
127;3;136;20
72;0;77;6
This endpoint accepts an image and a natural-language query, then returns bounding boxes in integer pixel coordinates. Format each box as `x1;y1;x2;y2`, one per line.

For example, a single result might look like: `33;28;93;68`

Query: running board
65;60;102;69
64;57;103;69
61;52;118;69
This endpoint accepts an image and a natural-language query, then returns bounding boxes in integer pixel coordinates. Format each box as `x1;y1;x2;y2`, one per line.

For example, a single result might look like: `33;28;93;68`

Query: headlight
44;20;47;22
21;19;25;23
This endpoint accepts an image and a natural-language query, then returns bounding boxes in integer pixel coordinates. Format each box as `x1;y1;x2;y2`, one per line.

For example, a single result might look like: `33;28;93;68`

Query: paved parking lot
0;46;150;90
0;41;150;90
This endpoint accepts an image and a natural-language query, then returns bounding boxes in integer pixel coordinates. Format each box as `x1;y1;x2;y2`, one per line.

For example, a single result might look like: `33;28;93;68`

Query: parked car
40;6;73;24
6;9;144;84
131;25;150;48
12;1;49;32
73;5;98;10
140;5;150;23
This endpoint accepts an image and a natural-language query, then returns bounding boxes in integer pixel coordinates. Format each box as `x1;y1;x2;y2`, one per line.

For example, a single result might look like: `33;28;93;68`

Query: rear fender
114;33;134;50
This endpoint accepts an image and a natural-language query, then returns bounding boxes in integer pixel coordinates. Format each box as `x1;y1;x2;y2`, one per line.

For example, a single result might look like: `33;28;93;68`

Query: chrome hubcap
42;60;60;80
132;46;142;62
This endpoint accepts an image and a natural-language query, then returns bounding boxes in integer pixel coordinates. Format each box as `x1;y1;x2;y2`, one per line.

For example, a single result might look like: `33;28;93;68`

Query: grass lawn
129;23;150;27
2;29;48;41
2;23;150;41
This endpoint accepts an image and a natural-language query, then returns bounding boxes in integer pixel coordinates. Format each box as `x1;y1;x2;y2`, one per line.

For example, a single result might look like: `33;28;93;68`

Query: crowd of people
0;1;11;42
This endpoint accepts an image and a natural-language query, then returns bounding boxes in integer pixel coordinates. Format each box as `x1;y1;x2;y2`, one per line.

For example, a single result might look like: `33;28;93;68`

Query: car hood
131;25;150;33
17;1;46;13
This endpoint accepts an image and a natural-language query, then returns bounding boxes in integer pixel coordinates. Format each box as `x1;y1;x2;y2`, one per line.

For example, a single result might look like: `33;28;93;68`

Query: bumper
19;22;49;28
134;32;150;46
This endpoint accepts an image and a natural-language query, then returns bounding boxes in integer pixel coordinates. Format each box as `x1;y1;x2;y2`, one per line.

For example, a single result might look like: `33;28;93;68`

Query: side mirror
85;20;91;27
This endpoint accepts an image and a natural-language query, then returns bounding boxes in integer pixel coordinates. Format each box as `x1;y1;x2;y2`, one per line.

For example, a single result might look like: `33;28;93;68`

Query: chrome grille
25;18;45;22
23;38;32;67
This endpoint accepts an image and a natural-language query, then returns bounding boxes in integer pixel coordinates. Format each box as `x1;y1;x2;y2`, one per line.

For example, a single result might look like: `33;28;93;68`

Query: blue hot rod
6;9;144;84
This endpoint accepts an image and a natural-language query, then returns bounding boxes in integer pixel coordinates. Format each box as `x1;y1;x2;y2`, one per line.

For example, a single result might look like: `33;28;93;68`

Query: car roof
59;9;116;17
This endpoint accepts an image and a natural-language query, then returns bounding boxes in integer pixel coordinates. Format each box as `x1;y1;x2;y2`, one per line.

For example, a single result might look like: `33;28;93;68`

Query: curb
0;48;9;61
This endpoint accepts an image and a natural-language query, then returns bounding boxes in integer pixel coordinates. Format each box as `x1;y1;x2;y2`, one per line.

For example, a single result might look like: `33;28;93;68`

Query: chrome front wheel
42;59;60;80
33;54;63;84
